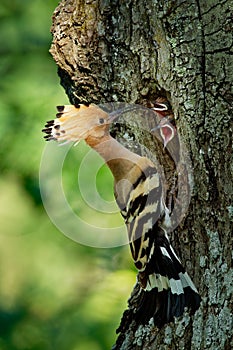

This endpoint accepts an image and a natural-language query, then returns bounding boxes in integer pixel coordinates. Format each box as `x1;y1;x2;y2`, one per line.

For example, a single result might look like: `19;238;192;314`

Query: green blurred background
0;1;135;349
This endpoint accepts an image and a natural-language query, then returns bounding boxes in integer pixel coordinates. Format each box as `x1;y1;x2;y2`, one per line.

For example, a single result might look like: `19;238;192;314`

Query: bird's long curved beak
107;105;147;123
107;109;123;123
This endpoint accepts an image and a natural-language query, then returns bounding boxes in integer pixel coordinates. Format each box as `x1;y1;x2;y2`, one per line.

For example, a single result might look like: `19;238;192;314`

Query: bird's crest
42;104;109;145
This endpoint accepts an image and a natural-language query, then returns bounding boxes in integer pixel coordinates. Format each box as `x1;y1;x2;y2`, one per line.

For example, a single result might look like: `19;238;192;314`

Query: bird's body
43;103;201;327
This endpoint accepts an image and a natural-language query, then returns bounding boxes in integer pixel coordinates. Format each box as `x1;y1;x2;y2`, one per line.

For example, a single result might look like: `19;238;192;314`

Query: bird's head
42;104;119;145
150;99;176;148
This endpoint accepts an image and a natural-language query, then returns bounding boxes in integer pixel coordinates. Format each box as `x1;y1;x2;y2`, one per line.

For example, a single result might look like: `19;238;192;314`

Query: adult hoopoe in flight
42;103;201;327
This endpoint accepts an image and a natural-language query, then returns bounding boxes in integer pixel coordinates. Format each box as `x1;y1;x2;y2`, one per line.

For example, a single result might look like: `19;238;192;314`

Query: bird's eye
99;118;105;124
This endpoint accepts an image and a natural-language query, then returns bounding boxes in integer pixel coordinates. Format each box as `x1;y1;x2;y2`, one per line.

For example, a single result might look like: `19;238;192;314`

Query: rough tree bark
49;0;232;349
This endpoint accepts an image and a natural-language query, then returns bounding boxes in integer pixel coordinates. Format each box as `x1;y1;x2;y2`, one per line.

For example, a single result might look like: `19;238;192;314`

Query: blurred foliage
0;1;136;349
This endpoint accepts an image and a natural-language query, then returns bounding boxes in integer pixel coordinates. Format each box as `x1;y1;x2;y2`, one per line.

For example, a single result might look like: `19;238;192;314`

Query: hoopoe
42;103;201;327
151;97;176;148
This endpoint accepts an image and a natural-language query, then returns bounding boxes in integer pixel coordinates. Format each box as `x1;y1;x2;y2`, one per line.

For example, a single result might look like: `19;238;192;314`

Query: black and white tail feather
135;229;201;327
117;164;201;327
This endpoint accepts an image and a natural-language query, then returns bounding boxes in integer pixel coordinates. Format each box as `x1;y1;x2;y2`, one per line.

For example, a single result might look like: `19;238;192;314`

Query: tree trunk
50;0;232;349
